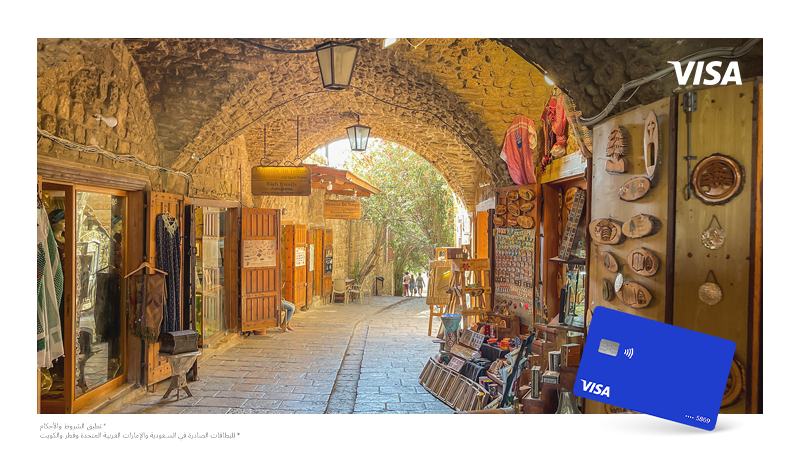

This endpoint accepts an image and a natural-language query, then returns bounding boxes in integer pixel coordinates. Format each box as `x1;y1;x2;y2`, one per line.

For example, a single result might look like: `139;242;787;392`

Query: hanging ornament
698;270;723;306
701;215;726;250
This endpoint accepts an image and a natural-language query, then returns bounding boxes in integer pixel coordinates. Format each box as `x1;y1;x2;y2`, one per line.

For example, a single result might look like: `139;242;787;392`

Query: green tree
348;141;456;294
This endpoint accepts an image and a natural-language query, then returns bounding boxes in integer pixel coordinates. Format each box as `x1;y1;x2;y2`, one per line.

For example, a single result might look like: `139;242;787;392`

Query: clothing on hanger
37;204;64;368
156;213;181;333
501;115;538;185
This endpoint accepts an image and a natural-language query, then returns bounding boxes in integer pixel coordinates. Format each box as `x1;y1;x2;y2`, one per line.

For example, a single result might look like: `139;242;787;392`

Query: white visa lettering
668;61;742;86
580;379;611;397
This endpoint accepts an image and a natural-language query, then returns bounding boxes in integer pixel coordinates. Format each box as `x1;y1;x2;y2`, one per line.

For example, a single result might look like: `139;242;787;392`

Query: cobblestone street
116;296;449;414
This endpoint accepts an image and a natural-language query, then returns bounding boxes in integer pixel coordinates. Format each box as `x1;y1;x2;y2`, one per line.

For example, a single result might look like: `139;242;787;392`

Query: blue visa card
574;306;735;430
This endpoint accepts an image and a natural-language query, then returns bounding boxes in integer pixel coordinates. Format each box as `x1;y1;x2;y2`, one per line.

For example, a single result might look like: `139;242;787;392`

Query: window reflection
41;189;67;400
195;207;226;346
74;192;125;396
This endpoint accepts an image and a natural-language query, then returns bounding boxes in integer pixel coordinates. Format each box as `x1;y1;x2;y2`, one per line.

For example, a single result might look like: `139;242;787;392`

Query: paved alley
116;296;450;414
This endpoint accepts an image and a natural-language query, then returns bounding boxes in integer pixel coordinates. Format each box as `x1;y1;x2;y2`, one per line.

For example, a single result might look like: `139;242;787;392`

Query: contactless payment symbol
575;307;735;430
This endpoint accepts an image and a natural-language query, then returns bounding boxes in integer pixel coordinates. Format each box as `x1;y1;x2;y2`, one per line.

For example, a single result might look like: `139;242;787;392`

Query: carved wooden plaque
721;359;744;408
589;218;624;245
601;279;613;301
601;251;618;273
617;281;653;309
605;126;627;174
619;177;651;201
643;110;659;179
622;214;659;239
627;247;659;277
691;153;744;205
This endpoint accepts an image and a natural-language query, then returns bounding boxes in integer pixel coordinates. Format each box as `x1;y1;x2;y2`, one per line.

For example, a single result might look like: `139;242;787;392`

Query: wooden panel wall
474;211;490;259
673;81;758;413
125;191;145;386
240;208;281;331
146;191;184;386
282;225;295;302
225;208;241;331
586;97;674;413
294;225;308;308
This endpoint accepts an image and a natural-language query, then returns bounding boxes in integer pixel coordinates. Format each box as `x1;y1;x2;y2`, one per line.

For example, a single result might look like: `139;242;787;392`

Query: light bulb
93;113;118;128
326;182;333;191
544;75;555;86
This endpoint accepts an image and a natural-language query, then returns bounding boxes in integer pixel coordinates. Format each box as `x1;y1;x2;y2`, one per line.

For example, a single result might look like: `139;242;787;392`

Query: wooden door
475;211;490;259
240;208;281;331
146;192;184;386
323;229;333;299
293;225;308;308
311;228;324;299
281;225;295;302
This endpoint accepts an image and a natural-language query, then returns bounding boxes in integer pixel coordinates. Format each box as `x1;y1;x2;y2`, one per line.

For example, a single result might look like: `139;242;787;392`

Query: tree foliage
347;141;456;294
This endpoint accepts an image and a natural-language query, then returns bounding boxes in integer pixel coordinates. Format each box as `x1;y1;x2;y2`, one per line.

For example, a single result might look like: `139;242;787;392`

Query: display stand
446;259;491;329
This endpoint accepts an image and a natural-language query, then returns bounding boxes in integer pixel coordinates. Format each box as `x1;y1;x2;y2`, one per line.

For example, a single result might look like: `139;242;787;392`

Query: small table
159;350;202;401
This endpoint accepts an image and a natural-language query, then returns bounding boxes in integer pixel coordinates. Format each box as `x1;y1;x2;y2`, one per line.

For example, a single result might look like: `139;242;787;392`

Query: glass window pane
74;191;125;397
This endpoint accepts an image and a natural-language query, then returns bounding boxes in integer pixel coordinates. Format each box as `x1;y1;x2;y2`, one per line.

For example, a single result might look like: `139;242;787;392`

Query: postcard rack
419;357;490;412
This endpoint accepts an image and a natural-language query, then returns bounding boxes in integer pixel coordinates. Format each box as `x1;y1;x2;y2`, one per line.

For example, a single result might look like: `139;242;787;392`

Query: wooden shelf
548;256;586;266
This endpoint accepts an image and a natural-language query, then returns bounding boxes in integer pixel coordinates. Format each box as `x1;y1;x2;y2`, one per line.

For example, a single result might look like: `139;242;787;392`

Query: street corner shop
36;38;762;414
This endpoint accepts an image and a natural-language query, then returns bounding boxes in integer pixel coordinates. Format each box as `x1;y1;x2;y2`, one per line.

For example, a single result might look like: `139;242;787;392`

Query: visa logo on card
575;306;735;430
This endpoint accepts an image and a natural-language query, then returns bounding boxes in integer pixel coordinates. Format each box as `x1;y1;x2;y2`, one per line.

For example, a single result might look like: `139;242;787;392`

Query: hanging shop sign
691;153;744;205
251;166;312;196
294;247;306;267
324;199;362;220
243;239;277;268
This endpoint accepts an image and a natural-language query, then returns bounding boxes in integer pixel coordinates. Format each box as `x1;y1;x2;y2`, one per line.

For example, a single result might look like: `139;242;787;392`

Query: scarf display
37;204;64;368
156;213;181;333
541;93;569;169
500;115;538;185
130;271;167;342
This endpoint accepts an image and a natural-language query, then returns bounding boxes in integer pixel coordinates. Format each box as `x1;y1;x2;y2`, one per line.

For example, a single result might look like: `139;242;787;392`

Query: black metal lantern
346;115;370;152
315;41;359;90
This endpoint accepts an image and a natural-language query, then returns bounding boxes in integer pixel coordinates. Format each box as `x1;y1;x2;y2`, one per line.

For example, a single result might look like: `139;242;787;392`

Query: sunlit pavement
115;296;450;414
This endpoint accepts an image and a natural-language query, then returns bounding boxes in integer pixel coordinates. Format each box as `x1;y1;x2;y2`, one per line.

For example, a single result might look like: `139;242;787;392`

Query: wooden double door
282;224;311;308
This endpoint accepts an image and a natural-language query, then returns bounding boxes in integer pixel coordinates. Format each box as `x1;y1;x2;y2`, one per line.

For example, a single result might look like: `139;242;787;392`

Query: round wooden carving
519;188;534;201
622;214;659;239
698;281;723;306
517;215;534;229
617;281;653;309
601;279;613;301
507;190;519;202
691;153;744;205
495;205;507;216
589;219;624;245
493;216;505;227
721;359;745;408
619;177;651;202
508;202;521;217
601;251;618;273
627;247;659;277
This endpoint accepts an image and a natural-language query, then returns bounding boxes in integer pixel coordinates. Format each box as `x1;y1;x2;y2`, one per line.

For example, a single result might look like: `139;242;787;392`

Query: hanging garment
130;271;167;342
541;93;569;169
500;115;538;185
94;272;120;343
156;213;181;333
37;205;65;368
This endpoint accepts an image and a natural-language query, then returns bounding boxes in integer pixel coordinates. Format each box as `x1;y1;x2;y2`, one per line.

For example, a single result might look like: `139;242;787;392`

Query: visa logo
581;379;611;398
668;61;742;86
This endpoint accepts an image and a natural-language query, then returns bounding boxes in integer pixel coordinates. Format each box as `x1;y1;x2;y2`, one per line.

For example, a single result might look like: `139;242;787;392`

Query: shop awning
305;164;380;198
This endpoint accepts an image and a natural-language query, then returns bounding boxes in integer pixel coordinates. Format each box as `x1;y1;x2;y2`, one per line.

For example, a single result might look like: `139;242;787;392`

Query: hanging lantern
346;116;371;152
315;41;359;90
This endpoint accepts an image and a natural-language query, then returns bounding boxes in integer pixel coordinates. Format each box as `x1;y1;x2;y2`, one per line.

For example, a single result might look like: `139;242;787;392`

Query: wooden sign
622;214;659;239
643;111;659;179
324;199;362;220
589;218;624;245
617;281;653;309
242;239;276;268
627;247;659;277
251;166;311;196
619;176;651;201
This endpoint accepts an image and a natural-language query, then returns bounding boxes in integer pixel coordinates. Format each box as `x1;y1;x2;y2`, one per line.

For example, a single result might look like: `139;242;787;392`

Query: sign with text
324;199;362;220
295;247;306;267
251;166;311;196
242;239;277;268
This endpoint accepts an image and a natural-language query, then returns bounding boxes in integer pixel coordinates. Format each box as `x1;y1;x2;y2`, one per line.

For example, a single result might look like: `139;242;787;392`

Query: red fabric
541;94;569;169
501;115;537;185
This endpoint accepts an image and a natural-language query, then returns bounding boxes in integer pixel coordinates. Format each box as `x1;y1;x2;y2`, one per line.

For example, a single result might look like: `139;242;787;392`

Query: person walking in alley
402;272;410;297
409;274;417;297
416;273;425;296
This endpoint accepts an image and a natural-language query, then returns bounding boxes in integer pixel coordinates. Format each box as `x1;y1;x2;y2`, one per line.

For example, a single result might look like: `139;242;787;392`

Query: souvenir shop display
627;247;660;277
589;218;624;245
557;189;586;260
691;153;745;205
494;227;535;326
643;111;659;179
622;214;659;239
605;126;627;174
701;215;726;250
619;176;652;201
494;185;537;229
698;270;723;306
501;115;538;185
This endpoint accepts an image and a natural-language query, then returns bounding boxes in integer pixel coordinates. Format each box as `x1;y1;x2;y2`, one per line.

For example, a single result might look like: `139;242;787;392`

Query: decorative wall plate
520;201;534;213
506;216;518;227
698;270;723;306
493;216;505;227
601;251;619;273
619;177;651;201
614;273;624;293
495;205;507;216
701;214;726;250
507;191;519;201
605;126;627;174
691;153;745;205
622;214;659;239
508;203;521;216
617;281;653;309
517;215;534;229
519;188;534;201
627;247;659;277
589;219;624;245
643;111;659;179
721;358;744;408
601;279;613;301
